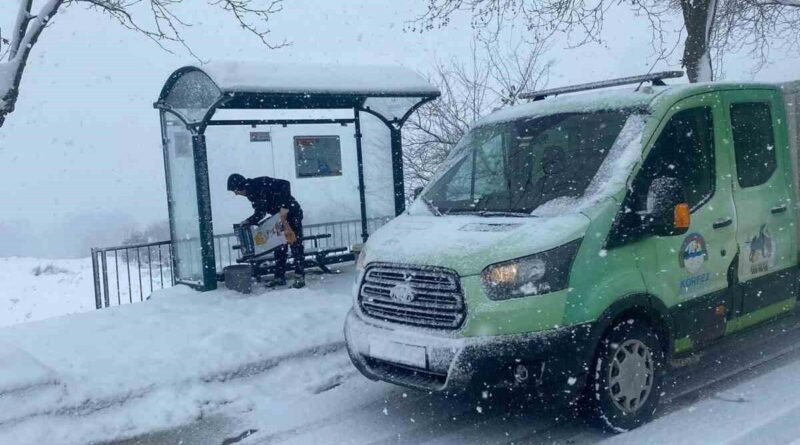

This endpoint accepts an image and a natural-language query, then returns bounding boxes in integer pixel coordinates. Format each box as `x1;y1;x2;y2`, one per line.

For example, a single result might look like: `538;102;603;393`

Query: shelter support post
192;134;218;291
390;126;405;215
354;110;369;242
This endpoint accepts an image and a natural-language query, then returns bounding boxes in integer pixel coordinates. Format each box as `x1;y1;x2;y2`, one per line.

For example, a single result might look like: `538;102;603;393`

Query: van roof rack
520;71;684;101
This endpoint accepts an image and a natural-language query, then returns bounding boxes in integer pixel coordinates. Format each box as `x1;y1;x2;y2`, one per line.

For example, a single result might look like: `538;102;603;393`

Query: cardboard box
250;213;288;256
235;213;288;259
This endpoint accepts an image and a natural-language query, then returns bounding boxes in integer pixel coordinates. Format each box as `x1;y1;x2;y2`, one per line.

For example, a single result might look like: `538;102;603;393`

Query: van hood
362;213;591;276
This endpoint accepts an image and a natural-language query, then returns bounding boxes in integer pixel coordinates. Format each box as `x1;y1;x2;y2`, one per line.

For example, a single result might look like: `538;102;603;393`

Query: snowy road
109;311;800;445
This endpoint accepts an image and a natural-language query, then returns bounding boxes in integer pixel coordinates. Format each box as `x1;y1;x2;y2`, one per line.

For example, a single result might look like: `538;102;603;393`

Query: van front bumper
344;309;595;398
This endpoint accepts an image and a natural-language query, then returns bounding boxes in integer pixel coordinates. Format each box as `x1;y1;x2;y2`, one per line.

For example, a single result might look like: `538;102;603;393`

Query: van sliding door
724;90;798;331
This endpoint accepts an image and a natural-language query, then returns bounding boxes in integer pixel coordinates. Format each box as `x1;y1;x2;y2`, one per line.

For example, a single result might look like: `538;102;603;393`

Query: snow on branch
8;0;35;60
1;0;63;124
0;0;285;127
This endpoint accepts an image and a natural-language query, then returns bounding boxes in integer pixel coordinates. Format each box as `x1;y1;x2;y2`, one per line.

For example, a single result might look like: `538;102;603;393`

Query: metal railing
212;216;392;269
91;241;176;309
92;216;393;309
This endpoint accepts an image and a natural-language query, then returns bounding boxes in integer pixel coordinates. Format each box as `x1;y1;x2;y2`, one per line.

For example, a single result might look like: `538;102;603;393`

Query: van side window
730;102;776;188
633;107;715;210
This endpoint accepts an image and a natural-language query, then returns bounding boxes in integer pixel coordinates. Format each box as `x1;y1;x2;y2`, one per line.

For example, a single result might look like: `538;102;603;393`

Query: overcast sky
0;1;797;257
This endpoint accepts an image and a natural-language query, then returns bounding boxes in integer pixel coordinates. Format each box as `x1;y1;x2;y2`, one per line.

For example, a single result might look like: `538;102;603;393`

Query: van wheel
586;319;664;432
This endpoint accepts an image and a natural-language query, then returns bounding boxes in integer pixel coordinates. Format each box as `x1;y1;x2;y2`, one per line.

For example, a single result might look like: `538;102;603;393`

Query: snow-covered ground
0;255;179;328
0;257;95;327
115;314;800;445
2;258;800;445
609;358;800;444
0;265;356;444
99;317;800;445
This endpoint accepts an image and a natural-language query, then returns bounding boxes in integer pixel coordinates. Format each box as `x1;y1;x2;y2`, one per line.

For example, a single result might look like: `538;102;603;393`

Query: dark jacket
242;176;302;225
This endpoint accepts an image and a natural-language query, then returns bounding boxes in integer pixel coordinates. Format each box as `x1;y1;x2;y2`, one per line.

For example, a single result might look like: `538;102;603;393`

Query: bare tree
123;219;171;246
409;0;800;83
403;39;552;193
0;0;285;127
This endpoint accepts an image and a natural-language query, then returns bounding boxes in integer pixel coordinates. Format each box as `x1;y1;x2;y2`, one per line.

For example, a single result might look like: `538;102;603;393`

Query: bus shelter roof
154;61;440;127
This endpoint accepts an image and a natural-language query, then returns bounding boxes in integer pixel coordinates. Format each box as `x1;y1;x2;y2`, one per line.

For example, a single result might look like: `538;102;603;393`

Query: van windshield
422;110;635;216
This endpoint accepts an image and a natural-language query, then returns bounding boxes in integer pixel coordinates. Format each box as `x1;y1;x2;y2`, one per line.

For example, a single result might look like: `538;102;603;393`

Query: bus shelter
154;62;440;291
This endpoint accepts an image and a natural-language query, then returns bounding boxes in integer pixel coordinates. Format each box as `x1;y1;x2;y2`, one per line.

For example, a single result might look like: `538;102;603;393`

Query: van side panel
562;198;652;327
782;82;800;260
459;277;568;337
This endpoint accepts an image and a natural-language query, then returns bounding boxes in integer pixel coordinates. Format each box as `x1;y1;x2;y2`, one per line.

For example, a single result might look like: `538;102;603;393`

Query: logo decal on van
679;233;708;274
389;283;416;303
679;233;711;294
746;224;773;275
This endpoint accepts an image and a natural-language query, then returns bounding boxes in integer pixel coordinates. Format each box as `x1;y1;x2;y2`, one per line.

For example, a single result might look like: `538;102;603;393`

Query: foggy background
0;0;796;258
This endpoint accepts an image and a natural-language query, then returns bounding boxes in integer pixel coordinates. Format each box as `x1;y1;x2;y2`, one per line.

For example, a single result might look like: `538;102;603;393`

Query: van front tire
585;319;665;432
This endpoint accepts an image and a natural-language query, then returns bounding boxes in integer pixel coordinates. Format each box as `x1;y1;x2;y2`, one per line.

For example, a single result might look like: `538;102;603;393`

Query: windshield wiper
445;209;532;217
476;211;533;218
422;197;442;216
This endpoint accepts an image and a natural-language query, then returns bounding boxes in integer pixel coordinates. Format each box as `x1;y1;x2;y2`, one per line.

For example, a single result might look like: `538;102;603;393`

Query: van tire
585;318;665;432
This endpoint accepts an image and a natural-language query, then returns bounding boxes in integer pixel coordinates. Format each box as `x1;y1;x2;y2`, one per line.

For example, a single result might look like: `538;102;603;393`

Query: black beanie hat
227;173;246;192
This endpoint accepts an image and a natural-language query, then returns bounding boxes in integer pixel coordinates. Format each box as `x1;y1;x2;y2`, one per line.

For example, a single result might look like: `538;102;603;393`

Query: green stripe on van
725;298;796;335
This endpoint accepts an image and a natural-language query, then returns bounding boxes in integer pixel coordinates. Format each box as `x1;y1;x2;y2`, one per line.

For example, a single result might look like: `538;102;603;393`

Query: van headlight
481;239;582;300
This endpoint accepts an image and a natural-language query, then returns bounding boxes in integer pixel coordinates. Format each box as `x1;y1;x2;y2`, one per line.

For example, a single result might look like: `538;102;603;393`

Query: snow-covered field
0;255;178;328
0;257;96;327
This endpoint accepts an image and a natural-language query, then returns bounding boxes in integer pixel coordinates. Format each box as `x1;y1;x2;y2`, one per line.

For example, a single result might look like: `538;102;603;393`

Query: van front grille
359;264;465;329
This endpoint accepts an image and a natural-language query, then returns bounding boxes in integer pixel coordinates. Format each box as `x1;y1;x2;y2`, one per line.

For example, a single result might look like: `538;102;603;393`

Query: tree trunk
681;0;717;82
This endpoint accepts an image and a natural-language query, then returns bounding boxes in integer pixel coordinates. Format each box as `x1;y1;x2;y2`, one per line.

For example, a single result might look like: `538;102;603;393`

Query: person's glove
284;225;298;244
278;213;298;244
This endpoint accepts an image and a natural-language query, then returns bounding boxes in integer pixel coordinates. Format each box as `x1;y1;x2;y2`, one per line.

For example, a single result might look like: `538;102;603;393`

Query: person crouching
227;173;305;289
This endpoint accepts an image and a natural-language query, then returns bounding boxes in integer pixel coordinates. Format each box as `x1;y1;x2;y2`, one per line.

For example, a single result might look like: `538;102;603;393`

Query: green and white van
345;76;800;431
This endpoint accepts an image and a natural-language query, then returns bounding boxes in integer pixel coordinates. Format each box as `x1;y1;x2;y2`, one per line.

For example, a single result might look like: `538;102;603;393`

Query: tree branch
410;0;798;81
1;0;285;128
402;37;551;196
9;0;35;60
1;0;65;126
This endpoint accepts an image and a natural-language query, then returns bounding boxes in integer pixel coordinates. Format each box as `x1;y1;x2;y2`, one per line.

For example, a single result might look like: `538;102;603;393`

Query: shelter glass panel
163;71;221;123
363;96;423;123
163;112;203;284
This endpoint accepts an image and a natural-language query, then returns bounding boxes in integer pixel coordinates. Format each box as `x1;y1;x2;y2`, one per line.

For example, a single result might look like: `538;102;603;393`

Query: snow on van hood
362;213;590;276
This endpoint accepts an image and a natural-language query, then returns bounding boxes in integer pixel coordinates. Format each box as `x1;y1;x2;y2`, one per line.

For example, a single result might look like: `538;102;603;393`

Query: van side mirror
643;177;690;236
413;186;424;200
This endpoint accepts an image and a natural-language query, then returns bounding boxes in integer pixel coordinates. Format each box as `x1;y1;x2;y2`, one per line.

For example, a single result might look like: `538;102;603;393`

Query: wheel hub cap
607;338;654;414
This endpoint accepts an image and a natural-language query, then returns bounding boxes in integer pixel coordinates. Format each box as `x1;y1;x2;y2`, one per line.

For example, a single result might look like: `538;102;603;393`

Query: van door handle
713;217;733;229
771;204;788;214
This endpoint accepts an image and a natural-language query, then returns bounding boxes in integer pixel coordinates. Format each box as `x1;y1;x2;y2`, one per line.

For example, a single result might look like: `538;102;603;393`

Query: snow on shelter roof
156;61;440;124
199;61;439;96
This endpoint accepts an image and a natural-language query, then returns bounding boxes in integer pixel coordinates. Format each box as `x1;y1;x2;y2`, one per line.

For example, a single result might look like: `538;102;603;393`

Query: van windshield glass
423;110;634;215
